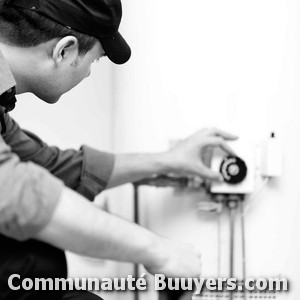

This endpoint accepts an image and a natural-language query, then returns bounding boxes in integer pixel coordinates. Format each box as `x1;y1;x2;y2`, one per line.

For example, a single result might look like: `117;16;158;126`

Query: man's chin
40;95;61;104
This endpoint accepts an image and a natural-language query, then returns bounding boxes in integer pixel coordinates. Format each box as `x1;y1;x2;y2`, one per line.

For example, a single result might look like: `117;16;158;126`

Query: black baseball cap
5;0;131;64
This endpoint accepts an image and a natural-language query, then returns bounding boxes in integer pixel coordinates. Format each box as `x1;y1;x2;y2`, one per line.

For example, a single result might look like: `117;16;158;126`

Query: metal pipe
240;200;247;300
229;202;236;279
133;184;139;300
228;199;238;300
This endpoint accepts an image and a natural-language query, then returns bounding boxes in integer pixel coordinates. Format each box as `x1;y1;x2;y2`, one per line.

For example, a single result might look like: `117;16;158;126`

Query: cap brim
100;32;131;65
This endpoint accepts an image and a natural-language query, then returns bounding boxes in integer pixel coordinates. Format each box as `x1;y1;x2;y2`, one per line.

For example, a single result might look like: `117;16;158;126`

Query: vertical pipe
229;204;235;279
133;184;139;300
228;200;237;300
217;211;222;278
134;184;139;224
240;200;247;300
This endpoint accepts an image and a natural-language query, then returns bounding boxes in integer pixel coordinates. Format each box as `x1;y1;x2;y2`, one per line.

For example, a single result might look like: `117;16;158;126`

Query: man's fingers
201;146;213;167
197;164;222;181
218;140;236;156
206;128;238;140
205;137;236;156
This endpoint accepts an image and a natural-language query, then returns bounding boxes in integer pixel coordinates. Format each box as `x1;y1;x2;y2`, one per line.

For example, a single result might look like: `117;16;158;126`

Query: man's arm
5;112;237;193
37;187;202;278
4;112;114;200
107;128;238;188
0;127;201;277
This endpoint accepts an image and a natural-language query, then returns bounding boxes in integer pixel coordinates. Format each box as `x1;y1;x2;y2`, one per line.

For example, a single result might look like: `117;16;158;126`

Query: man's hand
145;239;201;278
161;128;238;181
107;128;237;188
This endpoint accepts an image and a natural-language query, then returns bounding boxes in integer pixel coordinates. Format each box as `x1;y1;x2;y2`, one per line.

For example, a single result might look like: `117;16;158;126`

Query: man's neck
0;42;31;95
0;46;16;95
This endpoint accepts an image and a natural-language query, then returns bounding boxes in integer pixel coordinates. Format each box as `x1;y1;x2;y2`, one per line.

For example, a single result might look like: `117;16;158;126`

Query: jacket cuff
76;145;115;201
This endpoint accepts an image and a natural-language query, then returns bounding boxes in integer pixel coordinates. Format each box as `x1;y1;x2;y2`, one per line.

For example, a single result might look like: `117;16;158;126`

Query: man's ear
52;36;79;66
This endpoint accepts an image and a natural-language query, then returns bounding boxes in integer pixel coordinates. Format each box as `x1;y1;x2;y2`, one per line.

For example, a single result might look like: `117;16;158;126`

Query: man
0;0;237;299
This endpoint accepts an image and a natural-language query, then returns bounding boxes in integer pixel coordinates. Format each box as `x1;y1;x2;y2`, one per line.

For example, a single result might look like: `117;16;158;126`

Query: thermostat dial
219;156;247;184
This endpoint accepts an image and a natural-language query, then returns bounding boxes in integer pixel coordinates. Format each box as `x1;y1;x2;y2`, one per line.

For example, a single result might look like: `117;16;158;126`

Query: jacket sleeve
2;111;115;201
0;131;64;241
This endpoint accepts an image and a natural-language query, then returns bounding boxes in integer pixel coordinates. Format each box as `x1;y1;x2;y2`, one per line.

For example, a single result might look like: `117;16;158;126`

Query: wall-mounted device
261;132;282;177
210;140;255;194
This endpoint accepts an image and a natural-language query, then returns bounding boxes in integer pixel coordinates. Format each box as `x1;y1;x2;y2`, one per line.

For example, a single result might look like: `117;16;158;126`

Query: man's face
32;40;105;103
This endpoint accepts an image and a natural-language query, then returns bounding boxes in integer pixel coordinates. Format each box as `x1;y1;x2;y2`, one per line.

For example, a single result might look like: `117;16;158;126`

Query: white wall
109;0;300;299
